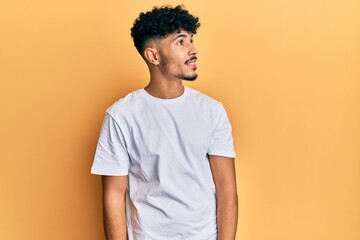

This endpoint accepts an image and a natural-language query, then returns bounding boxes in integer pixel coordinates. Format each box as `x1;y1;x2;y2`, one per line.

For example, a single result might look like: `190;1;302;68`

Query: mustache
185;56;197;64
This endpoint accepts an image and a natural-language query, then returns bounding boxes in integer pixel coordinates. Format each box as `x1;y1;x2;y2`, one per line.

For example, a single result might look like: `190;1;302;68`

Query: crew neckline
140;86;189;103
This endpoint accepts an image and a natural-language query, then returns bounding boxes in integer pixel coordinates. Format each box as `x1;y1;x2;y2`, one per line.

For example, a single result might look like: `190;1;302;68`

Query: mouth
185;56;197;69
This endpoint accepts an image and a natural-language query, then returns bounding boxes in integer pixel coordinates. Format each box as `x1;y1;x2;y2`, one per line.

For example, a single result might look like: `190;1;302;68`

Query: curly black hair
131;5;200;55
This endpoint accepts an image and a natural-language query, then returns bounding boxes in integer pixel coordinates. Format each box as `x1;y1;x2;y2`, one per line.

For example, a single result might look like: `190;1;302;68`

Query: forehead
166;29;194;40
149;29;194;50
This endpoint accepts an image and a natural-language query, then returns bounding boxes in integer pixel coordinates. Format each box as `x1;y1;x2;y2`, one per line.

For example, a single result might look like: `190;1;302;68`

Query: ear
143;48;160;65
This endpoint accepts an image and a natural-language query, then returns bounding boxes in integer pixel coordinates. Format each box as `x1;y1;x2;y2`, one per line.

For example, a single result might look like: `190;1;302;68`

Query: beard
160;52;198;81
176;73;197;81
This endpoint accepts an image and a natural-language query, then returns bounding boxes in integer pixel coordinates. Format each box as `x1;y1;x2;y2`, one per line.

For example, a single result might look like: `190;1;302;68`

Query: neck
144;73;185;99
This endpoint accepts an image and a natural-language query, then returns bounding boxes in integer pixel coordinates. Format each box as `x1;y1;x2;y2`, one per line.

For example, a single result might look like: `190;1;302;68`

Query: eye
177;39;184;45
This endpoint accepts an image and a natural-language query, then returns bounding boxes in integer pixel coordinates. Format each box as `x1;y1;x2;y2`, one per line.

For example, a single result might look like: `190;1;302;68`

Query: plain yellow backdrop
0;0;359;239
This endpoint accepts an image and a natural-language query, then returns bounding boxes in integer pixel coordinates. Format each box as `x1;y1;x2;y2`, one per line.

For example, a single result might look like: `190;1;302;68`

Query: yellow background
1;0;359;239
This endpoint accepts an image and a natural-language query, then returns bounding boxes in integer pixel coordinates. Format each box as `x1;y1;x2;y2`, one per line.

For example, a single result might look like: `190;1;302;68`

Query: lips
185;56;197;69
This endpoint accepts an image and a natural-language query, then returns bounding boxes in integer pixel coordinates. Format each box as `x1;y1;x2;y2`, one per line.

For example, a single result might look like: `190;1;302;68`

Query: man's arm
209;155;238;240
102;175;128;240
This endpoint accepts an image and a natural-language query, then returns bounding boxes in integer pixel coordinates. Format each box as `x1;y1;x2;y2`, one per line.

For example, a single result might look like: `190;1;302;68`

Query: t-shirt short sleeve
91;113;130;176
207;103;236;158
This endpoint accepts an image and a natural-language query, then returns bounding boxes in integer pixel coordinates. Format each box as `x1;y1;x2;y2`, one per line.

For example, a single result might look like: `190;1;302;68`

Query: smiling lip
185;56;197;69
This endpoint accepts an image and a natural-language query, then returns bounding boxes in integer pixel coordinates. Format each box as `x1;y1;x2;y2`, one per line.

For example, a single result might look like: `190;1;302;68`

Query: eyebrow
173;33;193;41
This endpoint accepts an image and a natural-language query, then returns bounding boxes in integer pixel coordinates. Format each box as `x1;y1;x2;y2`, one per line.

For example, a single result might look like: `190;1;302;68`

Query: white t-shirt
91;87;236;240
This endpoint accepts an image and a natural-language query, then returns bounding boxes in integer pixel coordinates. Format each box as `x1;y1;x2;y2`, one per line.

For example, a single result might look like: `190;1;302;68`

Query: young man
91;5;238;240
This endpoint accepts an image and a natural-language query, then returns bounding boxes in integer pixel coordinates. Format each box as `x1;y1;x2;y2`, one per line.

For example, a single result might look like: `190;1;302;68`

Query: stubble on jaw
158;51;198;81
176;73;197;81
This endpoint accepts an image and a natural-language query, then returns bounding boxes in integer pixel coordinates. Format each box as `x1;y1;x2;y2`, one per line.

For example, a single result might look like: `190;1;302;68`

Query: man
91;5;238;240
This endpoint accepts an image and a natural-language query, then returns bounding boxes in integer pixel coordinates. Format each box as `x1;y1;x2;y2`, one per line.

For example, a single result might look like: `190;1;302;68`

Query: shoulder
186;87;221;105
105;89;143;117
186;87;223;110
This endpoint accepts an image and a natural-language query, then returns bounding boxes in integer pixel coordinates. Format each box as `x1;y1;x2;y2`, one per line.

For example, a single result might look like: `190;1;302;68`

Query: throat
144;82;185;99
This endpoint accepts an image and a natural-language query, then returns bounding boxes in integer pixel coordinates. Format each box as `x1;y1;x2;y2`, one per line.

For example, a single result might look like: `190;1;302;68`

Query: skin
102;29;238;240
209;155;238;240
102;176;127;240
143;29;198;98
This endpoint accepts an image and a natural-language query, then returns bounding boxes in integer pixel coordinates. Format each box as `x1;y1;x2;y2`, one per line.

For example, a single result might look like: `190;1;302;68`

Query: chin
177;73;198;81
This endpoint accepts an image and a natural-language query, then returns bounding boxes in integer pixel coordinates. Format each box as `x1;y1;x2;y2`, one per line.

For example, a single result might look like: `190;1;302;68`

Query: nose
189;43;198;56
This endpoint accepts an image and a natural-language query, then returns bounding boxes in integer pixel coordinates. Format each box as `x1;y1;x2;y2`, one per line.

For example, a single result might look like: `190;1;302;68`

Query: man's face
157;29;198;81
